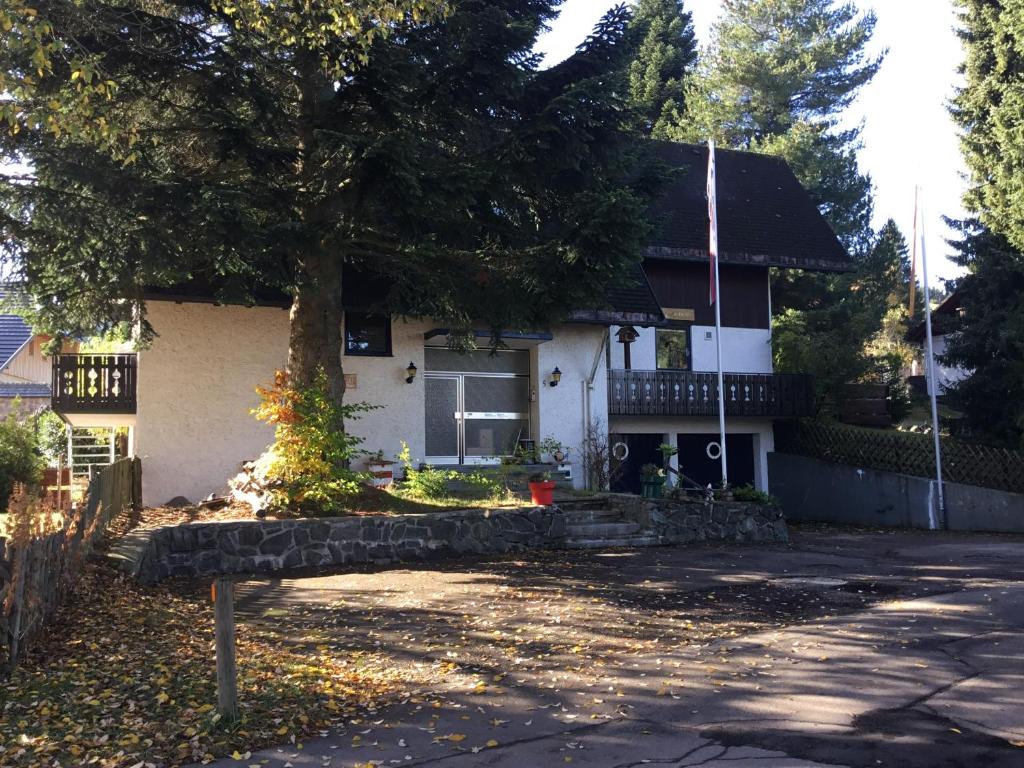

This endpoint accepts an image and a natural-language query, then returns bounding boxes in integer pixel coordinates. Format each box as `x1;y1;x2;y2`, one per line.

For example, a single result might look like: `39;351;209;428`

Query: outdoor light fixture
550;367;562;387
405;361;418;384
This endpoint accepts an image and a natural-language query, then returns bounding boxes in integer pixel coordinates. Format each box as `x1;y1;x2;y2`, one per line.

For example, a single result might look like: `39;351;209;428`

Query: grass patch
0;560;415;767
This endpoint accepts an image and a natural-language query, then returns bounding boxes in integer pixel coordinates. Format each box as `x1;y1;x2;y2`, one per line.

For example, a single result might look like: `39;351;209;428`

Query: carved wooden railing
608;370;815;419
52;354;137;414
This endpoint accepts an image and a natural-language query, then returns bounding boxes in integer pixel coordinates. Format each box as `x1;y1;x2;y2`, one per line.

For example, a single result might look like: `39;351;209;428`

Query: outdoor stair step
563;535;662;550
565;521;642;538
562;509;625;523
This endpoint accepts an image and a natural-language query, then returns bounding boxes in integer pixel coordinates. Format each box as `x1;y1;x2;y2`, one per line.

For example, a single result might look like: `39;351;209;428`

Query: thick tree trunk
287;252;346;406
288;49;345;404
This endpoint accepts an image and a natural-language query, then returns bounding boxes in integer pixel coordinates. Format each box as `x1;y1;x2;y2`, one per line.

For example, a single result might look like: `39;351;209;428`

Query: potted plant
366;449;395;488
539;436;568;464
528;471;556;506
640;464;666;499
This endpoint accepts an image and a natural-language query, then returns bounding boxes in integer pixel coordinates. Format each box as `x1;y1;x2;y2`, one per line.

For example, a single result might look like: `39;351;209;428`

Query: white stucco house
51;143;850;506
908;292;971;397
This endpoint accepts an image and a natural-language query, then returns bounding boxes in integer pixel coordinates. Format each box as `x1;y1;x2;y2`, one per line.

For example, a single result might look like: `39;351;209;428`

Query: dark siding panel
644;261;770;329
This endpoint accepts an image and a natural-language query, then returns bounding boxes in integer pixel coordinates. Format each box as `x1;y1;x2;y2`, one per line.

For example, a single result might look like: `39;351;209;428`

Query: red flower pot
529;480;556;506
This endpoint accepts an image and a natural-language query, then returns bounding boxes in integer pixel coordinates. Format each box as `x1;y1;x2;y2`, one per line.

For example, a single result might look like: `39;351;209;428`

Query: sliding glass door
424;350;531;465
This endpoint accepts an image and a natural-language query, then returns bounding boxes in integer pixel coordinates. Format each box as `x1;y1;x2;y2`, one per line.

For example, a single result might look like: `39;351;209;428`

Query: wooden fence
0;457;141;673
775;420;1024;495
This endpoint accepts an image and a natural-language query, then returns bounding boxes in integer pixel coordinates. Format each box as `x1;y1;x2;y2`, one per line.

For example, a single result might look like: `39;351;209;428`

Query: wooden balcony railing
52;354;137;414
608;370;815;419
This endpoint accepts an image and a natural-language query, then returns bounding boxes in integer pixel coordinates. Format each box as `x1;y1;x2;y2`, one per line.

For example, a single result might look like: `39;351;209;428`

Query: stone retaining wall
118;507;567;584
609;495;789;544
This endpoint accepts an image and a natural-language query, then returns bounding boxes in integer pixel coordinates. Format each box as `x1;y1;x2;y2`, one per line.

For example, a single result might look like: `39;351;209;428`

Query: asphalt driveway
201;529;1024;768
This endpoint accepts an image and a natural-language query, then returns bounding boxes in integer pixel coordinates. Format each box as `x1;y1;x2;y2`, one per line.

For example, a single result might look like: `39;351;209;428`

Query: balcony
608;369;815;419
52;354;138;415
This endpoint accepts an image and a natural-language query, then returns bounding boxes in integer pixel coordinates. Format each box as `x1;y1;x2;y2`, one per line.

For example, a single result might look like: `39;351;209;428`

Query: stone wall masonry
119;507;567;584
607;494;790;544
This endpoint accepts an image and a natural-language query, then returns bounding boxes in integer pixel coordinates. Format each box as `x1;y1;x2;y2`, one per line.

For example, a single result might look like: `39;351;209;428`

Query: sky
537;0;968;284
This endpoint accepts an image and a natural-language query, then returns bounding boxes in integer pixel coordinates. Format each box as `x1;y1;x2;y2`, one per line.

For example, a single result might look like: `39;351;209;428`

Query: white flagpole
708;140;728;487
918;189;945;528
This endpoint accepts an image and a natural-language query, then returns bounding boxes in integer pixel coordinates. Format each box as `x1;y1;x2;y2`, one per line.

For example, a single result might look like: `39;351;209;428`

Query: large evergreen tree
626;0;697;137
0;0;652;406
672;0;881;252
953;0;1024;253
773;219;915;414
944;2;1024;447
941;221;1024;448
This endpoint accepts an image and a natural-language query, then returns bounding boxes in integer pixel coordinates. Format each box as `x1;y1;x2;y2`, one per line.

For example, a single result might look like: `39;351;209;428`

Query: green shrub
731;484;779;506
34;408;68;464
403;465;452;500
0;406;44;508
251;369;376;512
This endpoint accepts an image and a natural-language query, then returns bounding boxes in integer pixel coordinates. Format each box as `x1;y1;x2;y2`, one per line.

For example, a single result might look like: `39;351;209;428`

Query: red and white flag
707;140;719;305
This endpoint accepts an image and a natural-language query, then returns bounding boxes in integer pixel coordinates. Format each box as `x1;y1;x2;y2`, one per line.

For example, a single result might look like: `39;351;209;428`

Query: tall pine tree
953;0;1024;253
0;1;654;409
626;0;698;137
672;0;881;252
941;221;1024;448
942;1;1024;447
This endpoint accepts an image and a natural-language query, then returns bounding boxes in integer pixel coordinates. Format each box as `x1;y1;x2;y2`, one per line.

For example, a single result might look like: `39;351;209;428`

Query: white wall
136;302;291;506
927;334;971;396
135;300;609;503
534;326;608;489
0;337;53;384
342;316;431;472
691;327;773;374
608;325;658;370
136;302;435;505
609;325;773;374
608;416;775;492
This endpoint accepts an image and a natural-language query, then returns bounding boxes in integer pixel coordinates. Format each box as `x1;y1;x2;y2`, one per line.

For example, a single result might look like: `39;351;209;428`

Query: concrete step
564;535;662;550
563;508;625;524
566;521;641;538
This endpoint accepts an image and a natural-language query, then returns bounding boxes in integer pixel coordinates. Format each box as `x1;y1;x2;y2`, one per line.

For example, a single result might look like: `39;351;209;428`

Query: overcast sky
537;0;968;283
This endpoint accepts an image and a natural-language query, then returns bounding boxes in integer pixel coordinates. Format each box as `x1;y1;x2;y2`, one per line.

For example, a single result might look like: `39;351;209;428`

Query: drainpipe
582;333;610;490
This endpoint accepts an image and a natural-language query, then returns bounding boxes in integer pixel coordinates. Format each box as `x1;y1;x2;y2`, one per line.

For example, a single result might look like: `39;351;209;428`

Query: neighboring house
51;142;851;506
0;290;60;415
907;291;970;397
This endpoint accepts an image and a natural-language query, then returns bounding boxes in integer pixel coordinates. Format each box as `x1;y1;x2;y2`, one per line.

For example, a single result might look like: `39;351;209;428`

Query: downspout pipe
582;332;610;490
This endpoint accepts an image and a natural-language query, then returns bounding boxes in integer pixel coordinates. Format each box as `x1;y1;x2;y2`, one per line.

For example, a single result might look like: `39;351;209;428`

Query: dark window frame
344;312;393;357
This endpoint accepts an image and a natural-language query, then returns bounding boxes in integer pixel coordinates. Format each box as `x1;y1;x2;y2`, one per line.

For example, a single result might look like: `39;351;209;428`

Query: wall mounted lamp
405;361;418;384
549;367;562;387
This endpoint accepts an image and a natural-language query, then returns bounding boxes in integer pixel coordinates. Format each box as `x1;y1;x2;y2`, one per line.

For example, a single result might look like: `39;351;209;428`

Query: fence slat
1;457;140;672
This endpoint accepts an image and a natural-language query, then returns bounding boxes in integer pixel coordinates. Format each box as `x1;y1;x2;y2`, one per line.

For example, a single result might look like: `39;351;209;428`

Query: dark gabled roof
0;288;34;372
142;142;846;326
908;291;963;343
644;142;853;272
571;263;665;327
0;383;51;399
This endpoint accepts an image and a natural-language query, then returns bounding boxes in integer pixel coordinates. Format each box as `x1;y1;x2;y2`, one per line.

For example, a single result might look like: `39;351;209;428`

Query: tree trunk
287;252;346;406
288;47;345;405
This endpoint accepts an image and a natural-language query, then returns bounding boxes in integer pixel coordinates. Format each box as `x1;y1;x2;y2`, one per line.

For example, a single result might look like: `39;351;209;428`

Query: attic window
344;313;392;357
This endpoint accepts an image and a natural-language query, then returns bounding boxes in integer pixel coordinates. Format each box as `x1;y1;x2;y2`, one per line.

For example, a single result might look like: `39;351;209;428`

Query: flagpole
708;140;728;487
908;187;919;319
918;189;945;528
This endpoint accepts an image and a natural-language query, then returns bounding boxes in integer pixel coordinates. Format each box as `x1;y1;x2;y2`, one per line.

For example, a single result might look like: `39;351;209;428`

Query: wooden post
213;578;239;720
131;457;143;513
5;544;29;675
